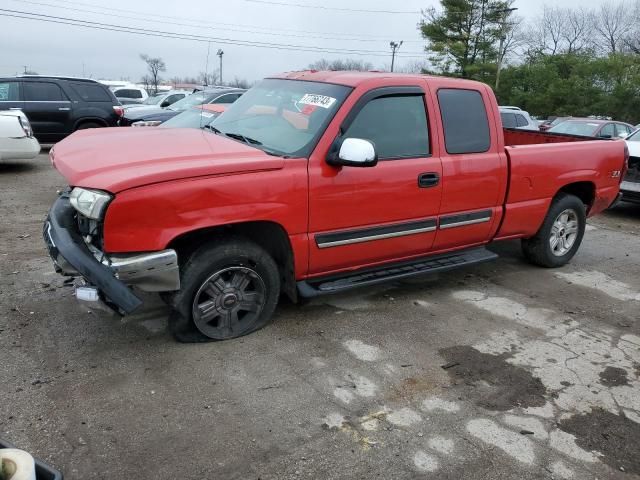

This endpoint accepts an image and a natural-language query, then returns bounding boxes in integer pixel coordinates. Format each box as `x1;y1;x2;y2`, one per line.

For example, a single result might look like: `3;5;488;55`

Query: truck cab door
432;87;506;251
308;85;443;276
22;81;72;143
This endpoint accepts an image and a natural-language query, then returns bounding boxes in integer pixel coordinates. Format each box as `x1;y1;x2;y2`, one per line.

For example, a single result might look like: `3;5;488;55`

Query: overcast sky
0;0;604;83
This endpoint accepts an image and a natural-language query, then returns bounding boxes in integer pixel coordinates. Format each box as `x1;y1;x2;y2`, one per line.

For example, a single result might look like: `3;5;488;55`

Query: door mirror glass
328;138;377;167
160;100;170;108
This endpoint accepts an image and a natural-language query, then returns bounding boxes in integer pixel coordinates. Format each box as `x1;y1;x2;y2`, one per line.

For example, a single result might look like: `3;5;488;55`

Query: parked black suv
0;76;122;143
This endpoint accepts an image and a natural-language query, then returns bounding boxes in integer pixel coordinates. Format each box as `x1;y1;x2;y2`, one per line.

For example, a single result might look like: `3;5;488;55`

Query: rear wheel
167;238;280;342
522;193;586;268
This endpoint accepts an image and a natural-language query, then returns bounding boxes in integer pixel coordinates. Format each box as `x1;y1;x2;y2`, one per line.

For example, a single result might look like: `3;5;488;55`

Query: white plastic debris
0;448;36;480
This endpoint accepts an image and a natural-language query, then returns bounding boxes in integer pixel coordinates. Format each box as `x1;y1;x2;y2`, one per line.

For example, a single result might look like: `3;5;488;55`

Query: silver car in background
499;106;539;131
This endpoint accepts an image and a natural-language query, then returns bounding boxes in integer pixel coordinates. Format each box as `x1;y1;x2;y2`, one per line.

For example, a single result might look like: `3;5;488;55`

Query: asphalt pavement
1;153;639;479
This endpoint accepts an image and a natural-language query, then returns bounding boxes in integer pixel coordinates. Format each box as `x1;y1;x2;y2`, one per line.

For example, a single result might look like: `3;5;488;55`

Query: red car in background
547;118;635;138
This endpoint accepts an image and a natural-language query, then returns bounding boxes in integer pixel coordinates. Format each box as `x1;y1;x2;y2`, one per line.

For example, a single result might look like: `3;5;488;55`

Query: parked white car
499;106;539;131
0;110;40;161
620;129;640;204
110;85;149;105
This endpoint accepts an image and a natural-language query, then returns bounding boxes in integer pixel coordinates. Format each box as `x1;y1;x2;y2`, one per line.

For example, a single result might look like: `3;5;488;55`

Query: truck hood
51;127;285;193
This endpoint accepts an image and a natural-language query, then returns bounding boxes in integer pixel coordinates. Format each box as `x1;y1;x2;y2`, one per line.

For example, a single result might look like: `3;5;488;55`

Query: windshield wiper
204;125;221;134
206;128;285;157
224;132;263;146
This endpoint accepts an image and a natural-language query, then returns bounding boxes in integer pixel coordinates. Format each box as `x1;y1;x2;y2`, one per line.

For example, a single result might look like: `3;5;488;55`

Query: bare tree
524;6;595;56
622;0;640;53
226;77;251;89
140;75;153;93
592;1;635;54
499;17;527;65
140;54;166;94
395;59;432;74
199;71;220;86
308;58;373;71
562;8;594;54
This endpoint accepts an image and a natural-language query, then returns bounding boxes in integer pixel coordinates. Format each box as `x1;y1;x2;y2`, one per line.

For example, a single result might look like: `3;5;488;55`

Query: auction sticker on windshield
299;94;337;109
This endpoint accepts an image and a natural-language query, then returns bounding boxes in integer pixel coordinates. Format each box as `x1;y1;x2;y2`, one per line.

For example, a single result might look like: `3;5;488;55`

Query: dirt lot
1;153;640;479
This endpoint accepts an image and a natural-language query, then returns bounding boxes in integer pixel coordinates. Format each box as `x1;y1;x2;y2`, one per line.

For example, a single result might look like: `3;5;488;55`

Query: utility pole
495;7;518;91
217;49;224;86
204;42;211;86
23;65;28;74
390;41;403;72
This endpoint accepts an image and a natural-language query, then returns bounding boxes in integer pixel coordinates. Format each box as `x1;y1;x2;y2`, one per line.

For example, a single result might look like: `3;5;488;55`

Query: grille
76;212;104;250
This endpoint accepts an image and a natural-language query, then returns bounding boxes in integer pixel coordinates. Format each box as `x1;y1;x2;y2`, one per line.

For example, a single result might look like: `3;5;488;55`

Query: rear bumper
620;181;640;204
43;195;179;314
0;137;40;161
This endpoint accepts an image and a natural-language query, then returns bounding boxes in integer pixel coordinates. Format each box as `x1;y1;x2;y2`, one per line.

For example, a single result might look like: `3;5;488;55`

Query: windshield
167;91;225;112
627;129;640;142
212;79;351;157
160;108;222;129
143;94;165;105
549;121;600;136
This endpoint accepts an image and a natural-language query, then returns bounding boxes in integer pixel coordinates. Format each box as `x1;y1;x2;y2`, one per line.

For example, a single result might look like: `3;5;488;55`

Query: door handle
418;172;440;188
58;107;71;111
9;107;21;110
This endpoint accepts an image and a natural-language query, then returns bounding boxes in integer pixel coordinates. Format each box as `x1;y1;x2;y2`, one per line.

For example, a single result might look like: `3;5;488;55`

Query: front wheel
522;193;586;268
167;238;281;342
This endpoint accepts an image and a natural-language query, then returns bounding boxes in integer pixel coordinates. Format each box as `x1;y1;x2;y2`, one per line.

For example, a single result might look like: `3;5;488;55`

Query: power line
243;0;421;14
0;9;426;58
17;0;421;41
10;0;424;44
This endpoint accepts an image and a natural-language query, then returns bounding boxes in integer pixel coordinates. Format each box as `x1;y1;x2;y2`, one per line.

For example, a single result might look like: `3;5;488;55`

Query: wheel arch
73;117;108;130
167;221;298;302
555;181;596;212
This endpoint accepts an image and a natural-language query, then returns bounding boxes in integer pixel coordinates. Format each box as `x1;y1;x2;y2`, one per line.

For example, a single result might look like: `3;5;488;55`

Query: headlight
132;120;162;127
69;187;112;220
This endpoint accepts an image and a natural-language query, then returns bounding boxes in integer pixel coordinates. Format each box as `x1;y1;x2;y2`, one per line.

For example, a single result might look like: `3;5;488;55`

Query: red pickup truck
44;71;626;342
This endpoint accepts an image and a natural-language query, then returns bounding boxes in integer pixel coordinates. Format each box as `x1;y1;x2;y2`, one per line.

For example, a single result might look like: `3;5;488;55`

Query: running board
297;247;498;298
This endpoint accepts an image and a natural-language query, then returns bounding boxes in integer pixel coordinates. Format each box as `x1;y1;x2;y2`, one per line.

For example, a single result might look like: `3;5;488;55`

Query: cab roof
270;70;447;87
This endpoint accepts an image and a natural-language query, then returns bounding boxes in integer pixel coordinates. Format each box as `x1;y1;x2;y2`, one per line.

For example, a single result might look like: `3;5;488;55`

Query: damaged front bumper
43;195;179;314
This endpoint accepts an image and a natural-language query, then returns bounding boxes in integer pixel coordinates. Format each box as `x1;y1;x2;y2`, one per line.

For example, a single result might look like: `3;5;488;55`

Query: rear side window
598;123;615;138
211;93;242;104
24;82;66;101
70;83;112;102
114;89;143;99
515;114;528;127
438;89;490;154
0;81;20;101
345;95;429;159
501;112;516;128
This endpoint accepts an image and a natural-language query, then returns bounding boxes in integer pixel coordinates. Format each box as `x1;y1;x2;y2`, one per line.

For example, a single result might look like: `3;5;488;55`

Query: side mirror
160;100;170;108
327;138;378;167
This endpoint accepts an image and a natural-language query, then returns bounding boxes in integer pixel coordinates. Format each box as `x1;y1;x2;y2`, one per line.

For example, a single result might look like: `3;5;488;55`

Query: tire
522;193;586;268
75;122;102;130
166;237;281;342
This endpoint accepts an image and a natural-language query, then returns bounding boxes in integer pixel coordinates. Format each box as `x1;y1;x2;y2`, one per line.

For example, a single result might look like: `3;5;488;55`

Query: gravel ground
1;153;639;480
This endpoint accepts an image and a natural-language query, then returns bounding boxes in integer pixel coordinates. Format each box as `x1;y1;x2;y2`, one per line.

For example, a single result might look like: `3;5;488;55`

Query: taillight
113;105;124;117
18;116;33;137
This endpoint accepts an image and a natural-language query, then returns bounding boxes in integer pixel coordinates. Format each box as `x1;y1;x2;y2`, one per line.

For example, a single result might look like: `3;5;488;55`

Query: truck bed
496;128;625;240
504;128;598;146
